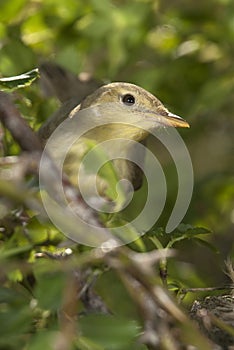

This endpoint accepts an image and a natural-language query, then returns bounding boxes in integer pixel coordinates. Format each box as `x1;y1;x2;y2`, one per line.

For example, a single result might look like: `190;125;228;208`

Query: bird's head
70;82;189;142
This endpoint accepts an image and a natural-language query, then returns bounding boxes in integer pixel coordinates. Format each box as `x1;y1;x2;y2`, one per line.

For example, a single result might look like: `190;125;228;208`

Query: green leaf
0;68;39;91
175;224;211;236
193;237;219;253
164;224;212;249
27;331;60;350
80;314;141;350
0;0;28;23
0;286;28;305
76;336;105;350
34;269;66;311
0;244;33;259
0;287;31;347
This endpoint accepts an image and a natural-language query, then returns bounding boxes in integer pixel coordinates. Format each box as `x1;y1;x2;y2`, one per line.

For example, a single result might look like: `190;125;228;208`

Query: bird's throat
84;123;149;143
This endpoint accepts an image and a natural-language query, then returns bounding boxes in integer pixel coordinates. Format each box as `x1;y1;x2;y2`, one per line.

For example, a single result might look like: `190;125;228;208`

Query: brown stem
0;92;42;152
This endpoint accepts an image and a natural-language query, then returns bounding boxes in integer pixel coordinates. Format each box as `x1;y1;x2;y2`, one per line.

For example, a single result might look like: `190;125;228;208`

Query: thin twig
180;285;234;294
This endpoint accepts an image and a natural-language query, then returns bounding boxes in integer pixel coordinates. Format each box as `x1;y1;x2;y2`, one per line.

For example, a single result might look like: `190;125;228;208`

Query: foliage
0;69;39;91
0;0;234;349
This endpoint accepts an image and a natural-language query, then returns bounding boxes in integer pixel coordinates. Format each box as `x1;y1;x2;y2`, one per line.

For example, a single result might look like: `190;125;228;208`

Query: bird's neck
84;124;149;143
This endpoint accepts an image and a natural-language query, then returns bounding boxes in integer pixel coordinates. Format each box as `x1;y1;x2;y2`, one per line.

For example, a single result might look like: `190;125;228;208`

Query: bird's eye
122;94;135;106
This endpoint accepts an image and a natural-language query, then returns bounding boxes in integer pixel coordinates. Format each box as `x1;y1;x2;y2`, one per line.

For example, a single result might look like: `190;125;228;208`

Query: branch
0;92;42;152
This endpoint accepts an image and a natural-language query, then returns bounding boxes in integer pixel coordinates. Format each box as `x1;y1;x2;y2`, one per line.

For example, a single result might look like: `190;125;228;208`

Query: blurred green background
0;0;234;348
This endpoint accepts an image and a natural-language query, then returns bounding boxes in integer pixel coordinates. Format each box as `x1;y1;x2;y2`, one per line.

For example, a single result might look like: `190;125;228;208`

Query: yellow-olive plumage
39;82;189;196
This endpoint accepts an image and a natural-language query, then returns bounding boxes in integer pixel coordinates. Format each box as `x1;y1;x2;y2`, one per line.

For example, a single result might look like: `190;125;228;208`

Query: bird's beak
165;112;190;128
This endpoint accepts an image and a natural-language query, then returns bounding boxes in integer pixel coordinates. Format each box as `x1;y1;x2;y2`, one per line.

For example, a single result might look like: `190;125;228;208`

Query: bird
39;81;189;204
